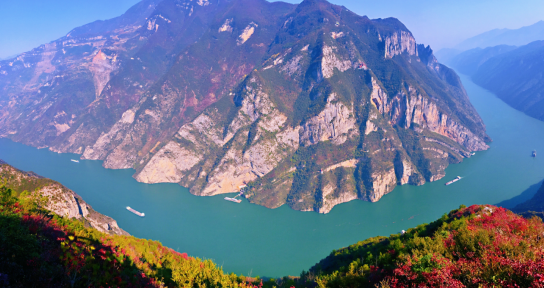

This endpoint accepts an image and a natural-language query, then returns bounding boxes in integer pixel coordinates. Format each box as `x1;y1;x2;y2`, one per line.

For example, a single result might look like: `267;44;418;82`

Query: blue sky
1;0;543;59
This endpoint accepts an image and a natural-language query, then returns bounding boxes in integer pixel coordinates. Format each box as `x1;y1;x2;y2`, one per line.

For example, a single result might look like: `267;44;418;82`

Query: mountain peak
296;0;337;13
0;0;489;214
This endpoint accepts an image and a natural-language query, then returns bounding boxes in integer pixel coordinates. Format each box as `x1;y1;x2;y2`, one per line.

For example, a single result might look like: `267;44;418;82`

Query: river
1;73;544;277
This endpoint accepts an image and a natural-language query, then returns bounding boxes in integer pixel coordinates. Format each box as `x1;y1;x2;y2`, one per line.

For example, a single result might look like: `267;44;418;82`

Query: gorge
3;0;544;285
0;0;490;214
0;73;543;277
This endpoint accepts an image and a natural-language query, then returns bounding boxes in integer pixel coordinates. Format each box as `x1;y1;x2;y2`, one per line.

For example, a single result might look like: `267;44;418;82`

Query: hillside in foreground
3;176;543;287
297;204;544;287
0;185;267;287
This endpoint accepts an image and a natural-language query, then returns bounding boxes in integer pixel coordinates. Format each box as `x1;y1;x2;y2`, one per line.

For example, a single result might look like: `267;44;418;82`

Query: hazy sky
1;0;543;59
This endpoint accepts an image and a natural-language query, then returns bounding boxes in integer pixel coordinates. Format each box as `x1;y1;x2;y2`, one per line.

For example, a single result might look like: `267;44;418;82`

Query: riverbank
0;73;543;277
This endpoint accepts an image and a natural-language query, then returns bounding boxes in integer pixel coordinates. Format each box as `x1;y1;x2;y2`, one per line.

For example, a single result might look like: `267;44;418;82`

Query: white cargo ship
445;176;461;186
224;197;242;203
126;206;145;217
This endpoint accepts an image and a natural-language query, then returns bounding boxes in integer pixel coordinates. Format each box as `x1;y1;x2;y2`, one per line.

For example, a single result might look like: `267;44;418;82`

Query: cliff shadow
495;180;543;209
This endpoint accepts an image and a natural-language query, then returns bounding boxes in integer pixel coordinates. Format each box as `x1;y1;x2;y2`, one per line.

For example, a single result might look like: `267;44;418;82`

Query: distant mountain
447;45;517;75
0;0;489;213
433;47;462;64
513;180;544;220
470;41;544;121
436;20;544;63
455;20;544;51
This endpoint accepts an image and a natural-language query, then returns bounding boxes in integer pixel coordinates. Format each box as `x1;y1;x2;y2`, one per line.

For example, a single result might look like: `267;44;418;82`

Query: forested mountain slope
513;179;544;220
0;0;489;212
0;184;265;287
296;205;544;287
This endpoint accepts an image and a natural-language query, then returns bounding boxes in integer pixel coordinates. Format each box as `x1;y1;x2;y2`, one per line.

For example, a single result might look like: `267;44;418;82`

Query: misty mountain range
435;20;544;64
449;40;544;121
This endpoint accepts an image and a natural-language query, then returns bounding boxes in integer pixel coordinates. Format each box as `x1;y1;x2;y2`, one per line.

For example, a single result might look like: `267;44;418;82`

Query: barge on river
224;190;244;203
224;197;242;203
126;206;145;217
445;176;461;186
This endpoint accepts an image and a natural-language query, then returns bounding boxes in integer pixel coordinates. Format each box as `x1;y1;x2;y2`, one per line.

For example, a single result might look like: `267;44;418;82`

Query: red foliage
388;205;544;287
389;254;463;288
2;199;158;287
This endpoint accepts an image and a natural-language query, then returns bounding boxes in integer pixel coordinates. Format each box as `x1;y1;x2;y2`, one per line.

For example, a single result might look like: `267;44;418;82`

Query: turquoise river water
1;74;544;277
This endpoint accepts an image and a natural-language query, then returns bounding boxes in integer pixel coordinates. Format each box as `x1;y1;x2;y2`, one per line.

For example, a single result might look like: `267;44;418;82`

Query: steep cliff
133;0;489;213
0;160;127;235
0;0;295;157
0;0;489;213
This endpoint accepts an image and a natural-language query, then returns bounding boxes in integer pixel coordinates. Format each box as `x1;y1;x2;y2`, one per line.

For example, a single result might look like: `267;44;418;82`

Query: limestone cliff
0;160;128;235
300;93;358;146
384;31;417;59
0;0;490;214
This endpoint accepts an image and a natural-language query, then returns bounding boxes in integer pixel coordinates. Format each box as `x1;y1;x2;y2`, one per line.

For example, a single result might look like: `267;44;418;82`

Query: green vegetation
292;205;544;287
3;166;544;288
0;185;264;288
395;126;432;181
7;186;541;288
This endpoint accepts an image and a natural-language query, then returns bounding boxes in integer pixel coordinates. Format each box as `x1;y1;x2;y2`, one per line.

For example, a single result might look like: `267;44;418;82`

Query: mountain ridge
0;0;489;213
455;20;544;51
435;20;544;64
447;40;544;122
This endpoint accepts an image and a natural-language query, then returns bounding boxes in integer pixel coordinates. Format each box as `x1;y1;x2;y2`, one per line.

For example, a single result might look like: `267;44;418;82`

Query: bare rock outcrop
319;46;352;79
0;161;128;235
300;93;358;146
368;168;397;202
385;31;417;59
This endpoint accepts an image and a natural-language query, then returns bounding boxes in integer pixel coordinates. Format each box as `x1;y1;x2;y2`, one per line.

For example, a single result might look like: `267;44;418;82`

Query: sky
1;0;543;59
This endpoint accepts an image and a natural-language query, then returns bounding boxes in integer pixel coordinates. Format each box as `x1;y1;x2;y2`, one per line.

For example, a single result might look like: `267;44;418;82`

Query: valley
1;73;543;277
2;0;544;284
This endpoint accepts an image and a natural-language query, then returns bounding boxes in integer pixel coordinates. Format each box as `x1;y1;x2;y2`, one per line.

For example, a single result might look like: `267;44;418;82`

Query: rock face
0;0;490;213
0;161;128;235
384;31;417;59
300;94;358;146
